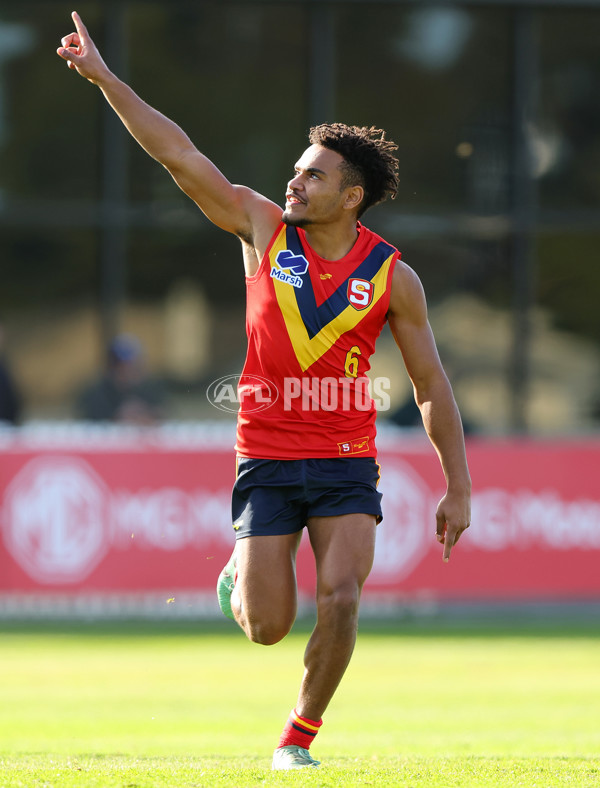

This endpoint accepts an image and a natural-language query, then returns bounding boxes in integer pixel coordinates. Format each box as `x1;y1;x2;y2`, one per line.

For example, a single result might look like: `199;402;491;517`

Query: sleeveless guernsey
235;221;399;459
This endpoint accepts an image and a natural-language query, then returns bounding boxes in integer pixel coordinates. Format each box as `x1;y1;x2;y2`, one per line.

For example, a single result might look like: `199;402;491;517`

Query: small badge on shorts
337;436;370;456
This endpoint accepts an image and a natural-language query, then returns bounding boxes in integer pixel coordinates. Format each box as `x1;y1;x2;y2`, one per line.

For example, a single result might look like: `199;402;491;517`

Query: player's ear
343;185;364;212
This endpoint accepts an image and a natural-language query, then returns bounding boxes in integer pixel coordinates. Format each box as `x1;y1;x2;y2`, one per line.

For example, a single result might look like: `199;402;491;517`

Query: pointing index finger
72;11;87;41
443;538;453;563
442;521;467;562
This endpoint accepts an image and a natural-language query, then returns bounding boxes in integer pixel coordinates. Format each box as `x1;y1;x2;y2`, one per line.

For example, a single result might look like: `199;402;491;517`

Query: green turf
0;620;598;786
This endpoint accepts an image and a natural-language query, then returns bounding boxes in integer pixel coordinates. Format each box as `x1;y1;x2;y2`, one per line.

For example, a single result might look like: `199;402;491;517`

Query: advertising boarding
0;429;598;611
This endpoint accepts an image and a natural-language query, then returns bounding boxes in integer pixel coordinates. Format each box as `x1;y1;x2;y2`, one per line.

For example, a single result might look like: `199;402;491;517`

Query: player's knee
245;616;293;645
240;604;296;645
317;582;361;622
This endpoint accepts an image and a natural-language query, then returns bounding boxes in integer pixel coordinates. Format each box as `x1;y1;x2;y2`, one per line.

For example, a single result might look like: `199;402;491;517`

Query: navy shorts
231;457;383;538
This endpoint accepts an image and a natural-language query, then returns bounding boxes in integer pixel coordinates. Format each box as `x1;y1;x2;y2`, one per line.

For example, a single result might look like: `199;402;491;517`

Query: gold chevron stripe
272;249;395;372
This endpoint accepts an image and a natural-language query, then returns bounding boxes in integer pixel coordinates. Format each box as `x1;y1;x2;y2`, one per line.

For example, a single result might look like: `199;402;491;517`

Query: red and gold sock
277;708;323;750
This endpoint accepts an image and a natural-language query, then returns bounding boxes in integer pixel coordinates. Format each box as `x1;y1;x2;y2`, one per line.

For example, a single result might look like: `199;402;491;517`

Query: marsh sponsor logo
271;250;309;288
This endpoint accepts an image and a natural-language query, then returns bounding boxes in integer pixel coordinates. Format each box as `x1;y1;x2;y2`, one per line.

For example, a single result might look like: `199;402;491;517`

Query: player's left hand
435;488;471;562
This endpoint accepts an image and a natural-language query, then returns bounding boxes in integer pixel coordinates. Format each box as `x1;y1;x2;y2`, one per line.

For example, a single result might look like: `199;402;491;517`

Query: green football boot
272;746;321;770
216;551;237;620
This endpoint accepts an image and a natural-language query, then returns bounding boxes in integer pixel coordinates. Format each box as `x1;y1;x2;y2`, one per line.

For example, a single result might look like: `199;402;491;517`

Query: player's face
282;145;350;228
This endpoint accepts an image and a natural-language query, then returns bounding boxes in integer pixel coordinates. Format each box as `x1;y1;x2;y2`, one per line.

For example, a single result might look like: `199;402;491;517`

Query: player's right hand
57;11;109;84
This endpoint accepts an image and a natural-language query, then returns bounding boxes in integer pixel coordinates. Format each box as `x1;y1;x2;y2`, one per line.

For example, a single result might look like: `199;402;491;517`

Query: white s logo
347;278;373;309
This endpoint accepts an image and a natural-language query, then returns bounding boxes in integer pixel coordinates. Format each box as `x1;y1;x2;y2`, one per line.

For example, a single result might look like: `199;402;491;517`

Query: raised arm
387;261;471;561
57;12;280;250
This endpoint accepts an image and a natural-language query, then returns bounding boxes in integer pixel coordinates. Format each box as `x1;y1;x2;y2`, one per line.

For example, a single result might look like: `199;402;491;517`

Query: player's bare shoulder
235;186;282;276
387;258;428;322
389;258;426;298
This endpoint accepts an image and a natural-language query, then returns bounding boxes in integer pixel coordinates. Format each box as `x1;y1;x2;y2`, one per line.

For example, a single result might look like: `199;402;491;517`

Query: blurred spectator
0;320;22;425
76;334;166;425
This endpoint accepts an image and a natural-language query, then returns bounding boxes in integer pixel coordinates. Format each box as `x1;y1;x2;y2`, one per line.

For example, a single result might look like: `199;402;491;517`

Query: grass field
0;617;599;787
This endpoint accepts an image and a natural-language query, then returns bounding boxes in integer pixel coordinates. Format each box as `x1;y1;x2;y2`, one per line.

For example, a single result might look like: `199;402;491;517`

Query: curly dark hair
308;123;399;217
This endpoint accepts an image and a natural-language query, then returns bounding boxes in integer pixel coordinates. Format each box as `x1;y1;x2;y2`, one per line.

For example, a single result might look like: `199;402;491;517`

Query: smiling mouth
285;193;305;206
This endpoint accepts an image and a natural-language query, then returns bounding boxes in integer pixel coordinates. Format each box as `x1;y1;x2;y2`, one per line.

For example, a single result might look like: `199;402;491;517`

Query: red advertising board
1;427;599;610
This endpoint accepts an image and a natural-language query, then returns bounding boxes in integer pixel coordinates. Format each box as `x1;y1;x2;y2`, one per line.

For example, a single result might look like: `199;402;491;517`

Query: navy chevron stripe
285;224;305;257
285;226;394;339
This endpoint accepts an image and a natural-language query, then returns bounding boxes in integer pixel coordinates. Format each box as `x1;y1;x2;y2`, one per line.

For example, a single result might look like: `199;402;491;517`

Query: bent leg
232;531;302;645
296;513;376;721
